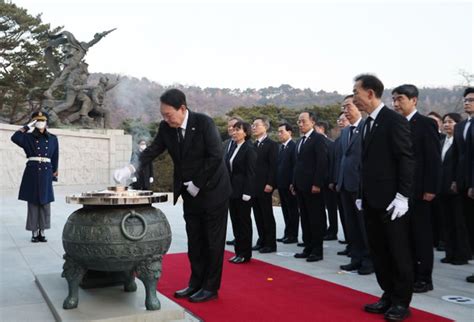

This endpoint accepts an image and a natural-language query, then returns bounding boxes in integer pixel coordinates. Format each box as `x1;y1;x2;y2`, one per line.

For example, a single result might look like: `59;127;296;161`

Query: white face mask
139;144;147;151
35;121;46;129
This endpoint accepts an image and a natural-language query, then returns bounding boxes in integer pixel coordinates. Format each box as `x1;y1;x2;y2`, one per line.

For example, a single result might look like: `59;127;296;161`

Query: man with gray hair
353;74;414;321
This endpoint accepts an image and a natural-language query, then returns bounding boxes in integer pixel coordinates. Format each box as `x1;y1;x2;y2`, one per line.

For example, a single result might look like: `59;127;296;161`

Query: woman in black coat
439;113;471;264
226;121;257;264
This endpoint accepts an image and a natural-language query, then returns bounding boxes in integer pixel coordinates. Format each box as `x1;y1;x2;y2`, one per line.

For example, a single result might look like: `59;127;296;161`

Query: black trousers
409;199;434;283
252;192;276;248
296;190;325;256
229;198;252;259
278;188;299;239
337;192;348;242
340;189;371;267
461;193;474;252
364;203;414;307
183;199;228;292
322;187;338;236
430;197;446;247
439;193;472;261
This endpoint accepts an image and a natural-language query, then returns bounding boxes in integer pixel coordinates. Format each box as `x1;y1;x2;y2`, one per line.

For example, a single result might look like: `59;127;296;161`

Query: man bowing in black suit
114;89;231;303
353;74;415;321
392;84;441;293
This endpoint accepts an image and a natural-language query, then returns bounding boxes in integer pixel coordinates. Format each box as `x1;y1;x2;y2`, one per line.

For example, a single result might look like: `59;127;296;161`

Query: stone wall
0;124;132;190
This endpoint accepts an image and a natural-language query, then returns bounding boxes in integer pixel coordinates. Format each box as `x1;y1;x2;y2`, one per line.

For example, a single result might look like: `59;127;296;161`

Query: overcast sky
12;0;474;93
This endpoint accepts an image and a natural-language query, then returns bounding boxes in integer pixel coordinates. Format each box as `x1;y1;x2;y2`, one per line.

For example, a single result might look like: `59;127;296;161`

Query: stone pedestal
35;273;185;322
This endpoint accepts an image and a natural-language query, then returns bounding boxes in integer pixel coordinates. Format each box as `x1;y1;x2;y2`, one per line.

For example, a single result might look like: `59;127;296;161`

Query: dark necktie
349;125;356;141
298;136;306;154
255;140;260;148
464;118;472;140
177;127;184;155
363;117;373;140
177;127;184;143
278;144;285;160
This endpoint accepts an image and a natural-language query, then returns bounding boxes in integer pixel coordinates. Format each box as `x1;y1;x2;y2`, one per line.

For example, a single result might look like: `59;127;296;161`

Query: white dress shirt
441;136;453;162
229;141;244;172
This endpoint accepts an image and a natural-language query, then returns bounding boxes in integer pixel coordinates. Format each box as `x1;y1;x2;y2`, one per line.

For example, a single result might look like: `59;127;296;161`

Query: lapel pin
192;127;195;131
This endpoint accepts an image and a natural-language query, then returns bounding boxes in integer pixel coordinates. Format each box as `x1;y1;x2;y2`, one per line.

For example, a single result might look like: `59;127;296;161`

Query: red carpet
157;251;451;322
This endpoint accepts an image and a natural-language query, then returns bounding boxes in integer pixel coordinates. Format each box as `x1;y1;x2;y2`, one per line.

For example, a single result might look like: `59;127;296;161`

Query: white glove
27;120;37;129
355;199;363;211
242;194;251;201
113;165;134;185
386;192;409;221
149;177;154;183
184;181;200;197
131;177;137;182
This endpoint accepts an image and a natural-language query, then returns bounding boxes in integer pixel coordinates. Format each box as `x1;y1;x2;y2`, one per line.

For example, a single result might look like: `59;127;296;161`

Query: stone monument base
35;273;186;322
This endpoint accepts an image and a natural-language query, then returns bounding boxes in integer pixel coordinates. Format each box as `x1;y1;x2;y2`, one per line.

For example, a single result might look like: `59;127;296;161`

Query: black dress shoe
440;257;452;263
466;274;474;283
228;255;238;263
294;252;309;258
31;236;39;243
340;262;361;271
232;257;251;264
436;241;446;252
451;259;468;265
188;289;218;303
252;244;262;251
37;235;47;242
337;249;350;256
323;234;337;241
357;265;374;275
174;286;200;298
338;240;348;244
259;247;276;253
226;239;235;246
306;254;323;262
283;237;298;244
364;299;391;314
297;242;305;247
277;237;285;242
384;305;410;321
413;281;433;293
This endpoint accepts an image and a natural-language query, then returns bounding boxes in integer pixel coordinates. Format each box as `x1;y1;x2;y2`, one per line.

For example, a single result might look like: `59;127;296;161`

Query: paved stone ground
1;185;473;321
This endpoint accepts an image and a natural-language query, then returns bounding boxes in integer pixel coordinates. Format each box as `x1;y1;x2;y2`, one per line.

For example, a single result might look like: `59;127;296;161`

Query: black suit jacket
222;138;233;157
409;112;441;199
361;106;415;209
336;120;365;193
331;136;342;184
452;119;474;191
140;110;231;209
293;131;328;192
276;140;296;189
440;137;456;194
323;136;335;186
226;140;257;199
254;137;278;196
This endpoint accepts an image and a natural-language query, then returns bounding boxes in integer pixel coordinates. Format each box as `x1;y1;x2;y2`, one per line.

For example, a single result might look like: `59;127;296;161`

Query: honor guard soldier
11;111;59;242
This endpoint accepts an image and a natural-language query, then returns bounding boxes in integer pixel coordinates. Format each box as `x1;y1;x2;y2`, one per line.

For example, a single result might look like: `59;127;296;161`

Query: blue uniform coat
11;128;59;205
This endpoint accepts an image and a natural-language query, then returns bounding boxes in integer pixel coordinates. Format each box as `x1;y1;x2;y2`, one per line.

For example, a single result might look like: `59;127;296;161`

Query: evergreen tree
0;1;61;123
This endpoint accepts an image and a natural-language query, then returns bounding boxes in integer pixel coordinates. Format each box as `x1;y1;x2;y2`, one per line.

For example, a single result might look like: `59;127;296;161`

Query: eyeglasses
464;98;474;103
